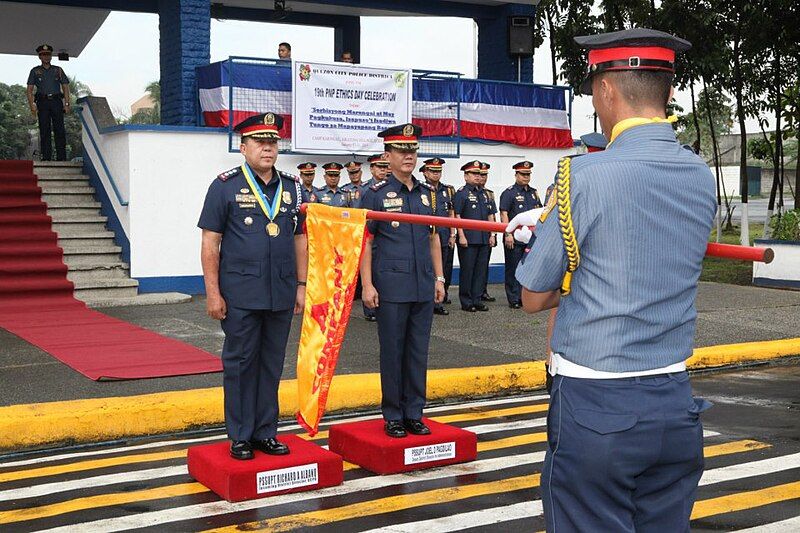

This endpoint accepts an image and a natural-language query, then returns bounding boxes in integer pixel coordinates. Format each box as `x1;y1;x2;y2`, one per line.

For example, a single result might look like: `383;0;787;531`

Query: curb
2;338;799;451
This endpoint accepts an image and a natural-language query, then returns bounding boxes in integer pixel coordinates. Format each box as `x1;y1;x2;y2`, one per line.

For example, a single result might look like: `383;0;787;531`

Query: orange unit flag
296;203;368;435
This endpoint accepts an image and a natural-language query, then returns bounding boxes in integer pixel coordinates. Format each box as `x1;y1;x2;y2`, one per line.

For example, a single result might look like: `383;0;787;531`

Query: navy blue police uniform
297;162;317;201
499;160;542;307
359;154;389;321
515;29;715;532
452;160;494;311
198;112;306;459
423;158;455;314
341;161;371;208
27;44;69;161
312;162;350;207
361;123;439;437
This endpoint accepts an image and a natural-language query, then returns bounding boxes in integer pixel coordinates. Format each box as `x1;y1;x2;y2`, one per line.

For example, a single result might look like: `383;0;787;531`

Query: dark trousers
435;244;454;310
504;243;525;305
482;247;492;296
457;244;489;308
543;373;708;533
37;98;66;161
220;307;293;441
375;300;434;421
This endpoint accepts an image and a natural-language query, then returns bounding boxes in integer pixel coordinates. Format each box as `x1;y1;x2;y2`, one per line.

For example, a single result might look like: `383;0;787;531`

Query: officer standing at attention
341;160;370;208
26;44;70;161
477;162;497;303
198;112;308;460
500;161;542;309
509;28;716;531
365;154;389;187
311;163;350;207
422;157;456;315
297;162;317;200
360;123;446;438
452;161;493;312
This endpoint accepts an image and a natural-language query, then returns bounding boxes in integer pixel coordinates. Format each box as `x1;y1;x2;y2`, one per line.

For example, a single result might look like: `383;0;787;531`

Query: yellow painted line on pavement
692;480;800;520
205;474;541;532
478;432;547;452
704;439;771;458
687;337;800;369
0;482;207;525
0;450;186;484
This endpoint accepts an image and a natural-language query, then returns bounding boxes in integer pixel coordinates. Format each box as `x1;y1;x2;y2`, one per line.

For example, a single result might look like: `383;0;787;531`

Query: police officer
26;44;70;161
297;162;317;199
477;162;497;302
365;154;389;187
360;123;445;438
499;161;542;308
198;112;308;460
341;160;370;208
509;28;715;531
422;157;456;315
311;163;350;207
452;161;494;312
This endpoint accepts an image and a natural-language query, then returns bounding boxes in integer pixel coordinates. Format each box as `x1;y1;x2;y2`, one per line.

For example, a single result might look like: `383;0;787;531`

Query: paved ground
1;282;800;406
0;362;797;531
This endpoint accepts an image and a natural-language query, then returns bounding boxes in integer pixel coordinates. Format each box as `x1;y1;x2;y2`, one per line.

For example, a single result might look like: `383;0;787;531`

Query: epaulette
445;184;455;192
217;167;241;181
456;185;465;192
370;180;389;191
419;181;435;191
279;170;300;182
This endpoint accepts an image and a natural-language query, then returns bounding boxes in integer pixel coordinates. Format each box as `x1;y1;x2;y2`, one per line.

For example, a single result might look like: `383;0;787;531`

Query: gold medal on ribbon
266;222;280;237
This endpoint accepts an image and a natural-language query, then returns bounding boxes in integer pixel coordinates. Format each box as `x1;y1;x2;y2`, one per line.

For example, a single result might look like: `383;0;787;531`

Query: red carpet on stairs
0;160;222;380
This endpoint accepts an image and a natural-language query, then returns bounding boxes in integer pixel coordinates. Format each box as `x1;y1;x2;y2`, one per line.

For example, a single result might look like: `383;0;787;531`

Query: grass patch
701;223;764;286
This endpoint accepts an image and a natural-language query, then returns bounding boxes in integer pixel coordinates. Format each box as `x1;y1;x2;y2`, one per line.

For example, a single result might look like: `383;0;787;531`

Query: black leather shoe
434;307;449;315
481;294;496;302
230;440;254;460
461;305;477;312
364;315;377;322
384;420;407;438
475;304;490;312
403;419;431;435
251;438;290;455
509;302;522;309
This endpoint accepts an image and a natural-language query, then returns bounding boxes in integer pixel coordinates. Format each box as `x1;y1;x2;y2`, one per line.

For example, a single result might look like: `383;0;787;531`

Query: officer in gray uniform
198;112;308;460
422;157;456;315
26;44;70;161
360;123;445;438
311;163;350;207
510;28;716;531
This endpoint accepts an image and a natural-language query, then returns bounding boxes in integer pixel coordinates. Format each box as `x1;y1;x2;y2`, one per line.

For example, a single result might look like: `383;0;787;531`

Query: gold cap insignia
264;113;275;125
524;162;531;168
403;124;414;137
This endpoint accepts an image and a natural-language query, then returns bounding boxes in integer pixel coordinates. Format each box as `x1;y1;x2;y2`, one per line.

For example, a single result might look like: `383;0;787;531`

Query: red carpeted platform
328;418;478;474
0;160;222;380
188;435;343;502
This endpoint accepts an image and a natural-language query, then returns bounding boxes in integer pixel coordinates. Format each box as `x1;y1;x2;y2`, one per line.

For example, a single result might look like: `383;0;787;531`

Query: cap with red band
574;28;691;96
460;160;482;173
378;123;422;151
234;112;284;140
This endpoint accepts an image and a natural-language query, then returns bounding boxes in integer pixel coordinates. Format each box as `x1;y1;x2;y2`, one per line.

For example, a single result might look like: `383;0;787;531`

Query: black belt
36;93;63;100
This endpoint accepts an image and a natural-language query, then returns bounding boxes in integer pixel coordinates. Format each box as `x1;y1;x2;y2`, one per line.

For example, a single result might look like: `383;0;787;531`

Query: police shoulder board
370;180;389;191
279;170;300;182
217;167;241;181
278;171;302;211
419;181;435;191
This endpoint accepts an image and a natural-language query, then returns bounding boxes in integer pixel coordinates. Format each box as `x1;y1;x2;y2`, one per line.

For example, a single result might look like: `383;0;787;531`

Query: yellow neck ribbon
608;115;678;144
241;164;283;225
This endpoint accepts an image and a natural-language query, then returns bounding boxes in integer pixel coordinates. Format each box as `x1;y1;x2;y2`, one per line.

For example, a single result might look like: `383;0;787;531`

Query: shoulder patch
217;167;241;181
370;180;389;191
279;170;300;182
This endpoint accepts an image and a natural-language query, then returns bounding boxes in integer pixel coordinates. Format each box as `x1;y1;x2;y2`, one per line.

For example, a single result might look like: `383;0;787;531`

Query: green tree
127;80;160;125
63;78;91;160
676;87;733;157
0;83;36;159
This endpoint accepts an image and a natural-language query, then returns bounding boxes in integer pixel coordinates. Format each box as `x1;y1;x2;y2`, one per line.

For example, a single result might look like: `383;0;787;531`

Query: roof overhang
0;1;109;58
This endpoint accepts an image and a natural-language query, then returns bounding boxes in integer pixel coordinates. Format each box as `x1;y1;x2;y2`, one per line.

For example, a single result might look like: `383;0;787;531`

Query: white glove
505;207;544;243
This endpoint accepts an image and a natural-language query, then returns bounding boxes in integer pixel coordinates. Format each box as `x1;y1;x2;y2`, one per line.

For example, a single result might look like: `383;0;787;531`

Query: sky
0;11;755;136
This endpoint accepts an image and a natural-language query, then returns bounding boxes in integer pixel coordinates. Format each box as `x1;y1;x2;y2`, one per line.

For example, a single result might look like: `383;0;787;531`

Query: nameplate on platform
256;462;319;494
404;442;456;465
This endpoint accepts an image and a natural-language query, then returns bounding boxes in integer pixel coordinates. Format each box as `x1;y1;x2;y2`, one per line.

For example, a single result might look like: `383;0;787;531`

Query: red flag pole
299;205;773;263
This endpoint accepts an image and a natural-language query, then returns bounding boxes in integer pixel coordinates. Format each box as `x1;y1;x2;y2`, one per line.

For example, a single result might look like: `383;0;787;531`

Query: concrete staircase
35;161;190;308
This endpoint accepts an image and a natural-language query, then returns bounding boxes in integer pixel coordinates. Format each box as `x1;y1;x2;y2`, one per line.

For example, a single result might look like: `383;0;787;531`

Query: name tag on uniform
235;194;258;203
238;203;256;209
468;194;477;202
383;198;403;208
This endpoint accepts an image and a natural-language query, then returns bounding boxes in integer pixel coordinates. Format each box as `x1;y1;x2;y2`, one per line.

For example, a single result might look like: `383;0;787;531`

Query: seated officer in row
311;162;350;207
198;112;308;460
499;161;542;309
360;123;446;438
341;160;370;208
297;162;317;198
421;158;456;315
365;153;389;187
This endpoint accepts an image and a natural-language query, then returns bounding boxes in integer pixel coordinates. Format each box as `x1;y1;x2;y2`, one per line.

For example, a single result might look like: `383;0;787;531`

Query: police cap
322;162;344;175
297;162;317;174
461;160;482;173
234;112;284;140
574;28;691;95
36;44;53;54
512;161;534;174
368;154;389;167
580;132;608;152
345;161;362;172
378;123;422;151
479;162;491;175
423;157;444;171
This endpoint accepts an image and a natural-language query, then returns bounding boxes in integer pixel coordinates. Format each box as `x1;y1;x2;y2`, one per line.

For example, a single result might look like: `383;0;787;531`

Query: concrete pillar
476;3;536;82
158;0;210;125
334;16;361;63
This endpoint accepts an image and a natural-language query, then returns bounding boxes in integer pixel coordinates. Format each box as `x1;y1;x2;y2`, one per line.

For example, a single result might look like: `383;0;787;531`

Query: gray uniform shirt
516;123;717;372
